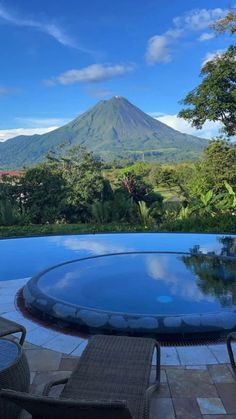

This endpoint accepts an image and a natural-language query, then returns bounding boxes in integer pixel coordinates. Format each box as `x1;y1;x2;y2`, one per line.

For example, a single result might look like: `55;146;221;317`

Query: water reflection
189;236;236;258
219;236;236;257
2;233;236;281
182;253;236;307
146;254;215;304
37;251;236;315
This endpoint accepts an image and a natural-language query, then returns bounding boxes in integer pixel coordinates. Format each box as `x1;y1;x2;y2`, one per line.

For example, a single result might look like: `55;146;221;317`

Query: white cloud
146;7;227;64
154;113;222;139
198;32;215;41
0;126;59;142
146;255;214;303
50;236;130;255
146;29;182;64
0;4;80;50
202;49;226;66
173;8;226;31
146;36;171;64
48;63;135;85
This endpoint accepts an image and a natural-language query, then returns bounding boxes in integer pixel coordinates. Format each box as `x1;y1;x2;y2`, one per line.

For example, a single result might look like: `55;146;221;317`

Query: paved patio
18;339;236;419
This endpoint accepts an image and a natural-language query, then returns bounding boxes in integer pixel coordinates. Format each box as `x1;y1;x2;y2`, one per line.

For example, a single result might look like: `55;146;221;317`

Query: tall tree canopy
188;139;236;195
179;11;236;137
47;145;112;221
212;11;236;35
178;46;236;136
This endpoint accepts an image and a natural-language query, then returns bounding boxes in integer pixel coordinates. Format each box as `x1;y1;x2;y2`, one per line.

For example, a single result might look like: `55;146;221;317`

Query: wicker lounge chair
0;316;26;346
227;332;236;373
0;334;160;419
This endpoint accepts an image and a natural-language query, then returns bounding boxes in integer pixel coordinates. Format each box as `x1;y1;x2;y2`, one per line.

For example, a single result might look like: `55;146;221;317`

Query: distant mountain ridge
0;96;208;169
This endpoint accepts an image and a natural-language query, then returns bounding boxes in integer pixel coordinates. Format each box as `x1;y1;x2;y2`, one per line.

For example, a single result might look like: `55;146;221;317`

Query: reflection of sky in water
58;237;129;255
197;242;220;254
38;253;236;315
1;233;235;281
146;255;215;303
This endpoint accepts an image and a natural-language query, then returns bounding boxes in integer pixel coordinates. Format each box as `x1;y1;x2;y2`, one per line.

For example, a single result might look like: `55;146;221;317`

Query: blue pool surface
1;232;235;281
29;252;236;316
19;232;236;335
1;232;236;336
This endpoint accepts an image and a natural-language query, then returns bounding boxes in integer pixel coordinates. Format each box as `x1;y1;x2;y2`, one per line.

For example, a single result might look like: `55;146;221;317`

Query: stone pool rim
2;230;236;242
23;251;236;336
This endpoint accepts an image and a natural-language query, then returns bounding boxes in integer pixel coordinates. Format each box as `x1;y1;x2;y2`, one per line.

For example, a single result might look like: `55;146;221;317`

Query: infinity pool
20;233;236;336
1;232;236;280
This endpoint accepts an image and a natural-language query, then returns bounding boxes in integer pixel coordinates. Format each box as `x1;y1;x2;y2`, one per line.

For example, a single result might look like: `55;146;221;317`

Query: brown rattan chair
0;334;160;419
0;316;26;345
227;332;236;373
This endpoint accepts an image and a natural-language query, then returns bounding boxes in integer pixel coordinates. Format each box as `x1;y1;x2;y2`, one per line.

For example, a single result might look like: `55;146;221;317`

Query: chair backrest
0;389;133;419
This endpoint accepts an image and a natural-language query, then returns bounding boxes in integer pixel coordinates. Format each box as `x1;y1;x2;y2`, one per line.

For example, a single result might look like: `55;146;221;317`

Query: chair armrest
19;325;27;346
227;332;236;341
42;376;70;396
227;333;236;374
144;383;159;419
0;324;26;346
154;341;161;384
143;341;161;419
0;389;133;419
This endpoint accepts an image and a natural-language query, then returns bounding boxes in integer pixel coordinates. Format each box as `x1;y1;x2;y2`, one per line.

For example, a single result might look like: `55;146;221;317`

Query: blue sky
0;0;234;140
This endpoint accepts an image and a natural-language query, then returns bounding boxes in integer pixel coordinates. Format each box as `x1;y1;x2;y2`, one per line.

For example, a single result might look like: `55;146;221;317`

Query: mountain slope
0;96;208;168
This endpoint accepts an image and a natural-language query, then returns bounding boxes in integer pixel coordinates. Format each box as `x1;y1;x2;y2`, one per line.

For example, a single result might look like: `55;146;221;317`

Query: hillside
0;97;208;168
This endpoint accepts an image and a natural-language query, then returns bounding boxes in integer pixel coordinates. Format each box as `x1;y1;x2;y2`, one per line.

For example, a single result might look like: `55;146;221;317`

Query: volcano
0;96;208;168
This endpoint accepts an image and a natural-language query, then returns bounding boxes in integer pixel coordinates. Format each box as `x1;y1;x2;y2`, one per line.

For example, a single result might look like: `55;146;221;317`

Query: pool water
2;232;236;336
1;232;236;280
34;252;236;316
22;232;236;335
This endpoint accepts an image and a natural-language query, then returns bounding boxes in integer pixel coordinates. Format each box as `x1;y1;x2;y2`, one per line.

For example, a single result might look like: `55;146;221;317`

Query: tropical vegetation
1;138;236;237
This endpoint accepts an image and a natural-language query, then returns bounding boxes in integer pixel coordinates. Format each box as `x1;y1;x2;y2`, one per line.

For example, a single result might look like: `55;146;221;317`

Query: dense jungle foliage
1;139;236;237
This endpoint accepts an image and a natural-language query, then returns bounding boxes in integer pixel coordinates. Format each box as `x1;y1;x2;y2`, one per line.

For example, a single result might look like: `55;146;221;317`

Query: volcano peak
0;97;208;169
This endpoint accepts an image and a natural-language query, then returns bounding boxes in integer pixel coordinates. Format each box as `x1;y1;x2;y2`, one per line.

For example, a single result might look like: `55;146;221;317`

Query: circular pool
23;250;236;336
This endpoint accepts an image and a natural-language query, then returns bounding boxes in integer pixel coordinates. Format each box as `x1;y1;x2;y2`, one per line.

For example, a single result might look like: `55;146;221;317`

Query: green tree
119;172;150;203
111;191;138;223
196;139;236;192
147;164;163;187
180;139;236;219
0;199;18;226
48;145;111;222
20;165;67;224
0;173;27;219
138;201;154;227
212;11;236;35
158;168;177;187
91;201;112;224
178;46;236;136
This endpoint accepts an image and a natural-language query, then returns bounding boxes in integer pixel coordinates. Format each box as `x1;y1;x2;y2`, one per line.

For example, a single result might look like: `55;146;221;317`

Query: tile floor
17;341;236;419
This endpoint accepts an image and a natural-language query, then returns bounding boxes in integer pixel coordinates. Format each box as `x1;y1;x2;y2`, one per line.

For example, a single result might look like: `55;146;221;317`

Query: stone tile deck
18;341;236;419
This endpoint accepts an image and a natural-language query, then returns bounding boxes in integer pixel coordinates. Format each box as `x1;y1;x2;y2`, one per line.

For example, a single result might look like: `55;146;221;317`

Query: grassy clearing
155;185;180;200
